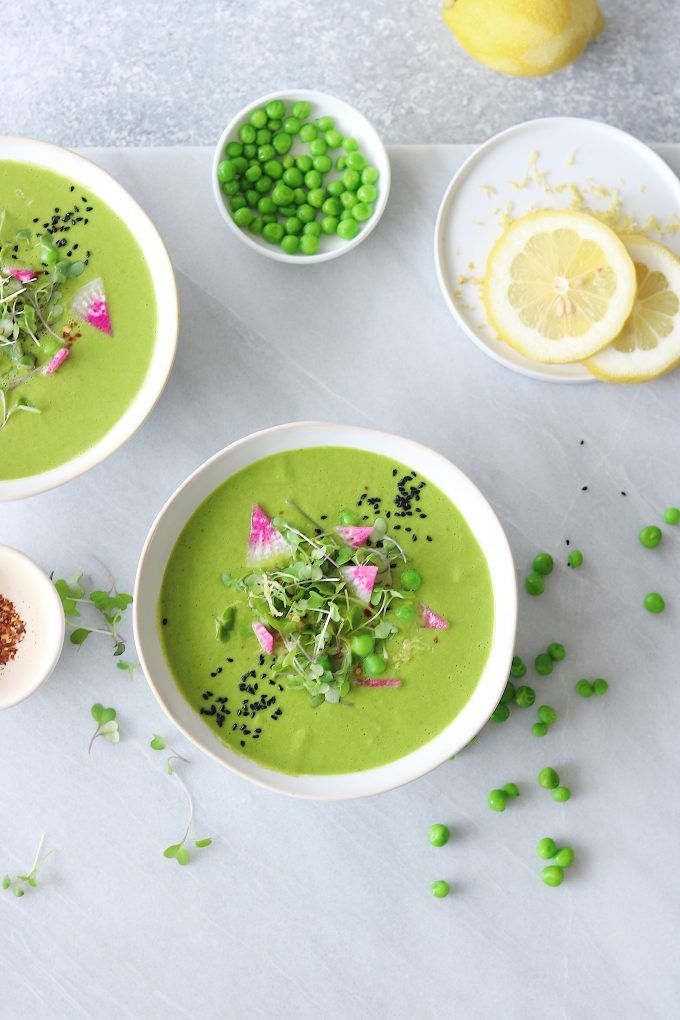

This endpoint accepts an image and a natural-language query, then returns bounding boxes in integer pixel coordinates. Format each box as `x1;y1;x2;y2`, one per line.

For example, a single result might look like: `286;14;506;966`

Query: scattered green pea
500;680;516;704
325;129;343;148
644;592;665;613
547;642;565;661
535;653;553;676
639;525;662;549
541;865;564;887
514;685;536;708
351;633;375;658
303;222;321;237
525;573;545;596
510;656;527;679
292;100;311;119
394;602;416;622
575;679;593;697
262;222;284;244
280;235;299;255
282;116;300;135
567;550;583;568
265;99;286;120
490;704;510;723
428;824;450;847
537;705;557;725
363;652;385;677
299;123;317;143
343;136;358;151
401;568;422;591
532;552;553;576
538;767;559;789
339;509;359;526
321;215;339;235
357;183;378;204
592;678;608;695
430;880;450;898
552;786;571;802
488;789;508;812
503;783;519;798
554;846;574;868
533;722;548;737
664;507;679;525
337;218;359;240
233;207;253;228
537;837;557;859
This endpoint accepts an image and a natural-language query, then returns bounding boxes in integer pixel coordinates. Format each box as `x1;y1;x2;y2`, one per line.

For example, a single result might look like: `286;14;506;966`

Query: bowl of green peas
212;90;390;263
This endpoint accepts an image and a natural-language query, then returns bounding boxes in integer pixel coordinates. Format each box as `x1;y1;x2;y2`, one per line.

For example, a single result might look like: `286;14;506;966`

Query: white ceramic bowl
0;545;65;709
0;136;179;501
134;422;517;800
212;90;391;264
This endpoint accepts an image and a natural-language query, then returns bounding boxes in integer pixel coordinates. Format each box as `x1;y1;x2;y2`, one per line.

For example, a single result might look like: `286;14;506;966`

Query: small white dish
434;117;680;383
212;90;391;264
134;421;517;800
0;545;64;709
0;136;179;502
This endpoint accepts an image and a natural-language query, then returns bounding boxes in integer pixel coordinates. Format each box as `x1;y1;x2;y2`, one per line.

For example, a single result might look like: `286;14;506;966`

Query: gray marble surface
2;145;680;1020
4;0;680;148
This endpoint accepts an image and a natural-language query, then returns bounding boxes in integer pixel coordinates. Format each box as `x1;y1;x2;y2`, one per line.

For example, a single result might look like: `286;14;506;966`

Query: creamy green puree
159;447;494;775
0;161;156;479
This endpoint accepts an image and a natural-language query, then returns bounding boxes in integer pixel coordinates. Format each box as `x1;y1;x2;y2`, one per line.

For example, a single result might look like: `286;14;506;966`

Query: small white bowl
0;136;179;502
212;90;391;264
134;422;517;800
0;545;65;709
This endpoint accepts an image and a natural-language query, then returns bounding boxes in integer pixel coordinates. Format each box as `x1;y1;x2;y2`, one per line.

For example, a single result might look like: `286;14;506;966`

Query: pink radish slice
43;347;70;375
71;278;113;336
252;621;274;654
247;505;290;565
354;677;401;688
341;564;378;604
420;605;449;630
334;525;373;548
2;265;36;283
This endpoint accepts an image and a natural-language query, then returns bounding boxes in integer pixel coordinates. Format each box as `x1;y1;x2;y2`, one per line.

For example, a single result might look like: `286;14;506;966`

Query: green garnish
2;833;54;898
88;703;119;753
214;605;235;641
151;737;211;866
115;660;139;678
55;571;132;657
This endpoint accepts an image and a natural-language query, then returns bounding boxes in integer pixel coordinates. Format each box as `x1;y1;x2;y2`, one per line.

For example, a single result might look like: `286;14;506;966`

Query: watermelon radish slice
71;278;113;336
252;621;274;654
420;605;449;630
43;347;70;375
335;525;373;548
354;677;401;687
341;564;378;604
246;505;290;565
2;264;36;283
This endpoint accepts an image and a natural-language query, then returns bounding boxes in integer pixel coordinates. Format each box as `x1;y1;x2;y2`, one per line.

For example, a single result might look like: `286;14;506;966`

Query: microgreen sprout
150;737;212;866
88;703;119;753
2;833;54;897
54;571;132;657
115;660;139;679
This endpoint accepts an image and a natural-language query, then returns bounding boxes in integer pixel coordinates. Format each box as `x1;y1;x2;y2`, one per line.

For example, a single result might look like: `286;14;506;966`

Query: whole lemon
442;0;605;77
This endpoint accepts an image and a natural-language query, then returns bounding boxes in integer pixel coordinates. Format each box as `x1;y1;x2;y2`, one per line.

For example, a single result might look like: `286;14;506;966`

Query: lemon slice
483;210;637;363
586;236;680;382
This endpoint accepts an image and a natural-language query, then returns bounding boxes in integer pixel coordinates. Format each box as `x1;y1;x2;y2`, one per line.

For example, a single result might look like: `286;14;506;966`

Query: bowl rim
0;135;179;501
133;421;517;800
0;543;65;709
211;89;391;265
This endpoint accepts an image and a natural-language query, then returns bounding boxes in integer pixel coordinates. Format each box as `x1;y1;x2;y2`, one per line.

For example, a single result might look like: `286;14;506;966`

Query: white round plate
0;137;179;501
434;117;680;383
134;422;516;800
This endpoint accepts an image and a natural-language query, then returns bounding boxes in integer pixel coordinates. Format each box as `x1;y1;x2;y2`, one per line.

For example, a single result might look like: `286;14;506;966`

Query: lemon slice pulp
483;210;637;363
586;236;680;382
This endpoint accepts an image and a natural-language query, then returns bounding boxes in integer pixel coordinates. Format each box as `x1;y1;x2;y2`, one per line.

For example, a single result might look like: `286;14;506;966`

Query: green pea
40;336;62;356
262;160;282;181
351;633;375;658
510;656;526;679
323;182;341;200
535;653;553;676
548;642;565;661
283;167;303;188
394;603;415;622
300;233;320;255
283;116;301;135
352;202;372;222
340;209;354;221
541;865;564;887
362;166;379;184
488;789;508;812
262;222;284;244
552;786;571;802
321;215;339;235
273;132;292;155
314;115;334;132
336;156;347;171
490;704;510;723
592;678;608;695
277;205;296;218
538;767;559;789
256;128;272;146
575;679;593;698
267;118;282;132
272;183;294;207
265;99;286;120
249;217;264;236
258;144;275;162
230;194;246;212
503;782;519;798
340;192;357;210
567;549;583;568
217;159;235;182
664;506;680;525
428;824;450;847
307;189;325;209
537;705;557;725
514;685;535;708
537;837;557;859
254;176;272;194
244;164;262;184
234;207;254;229
305;169;323;189
239;123;256;144
554;847;574;868
533;722;548;737
293;188;307;206
322;197;342;217
309;138;327;158
225;141;243;157
292;100;311;119
337;218;359;240
250;108;267;129
297;204;316;224
261;214;277;225
347;150;367;171
295;154;313;173
430;880;450;898
243;143;257;159
325;129;343;148
284;217;302;236
340;509;359;526
282;154;295;169
257;196;276;215
525;573;545;596
343;136;359;151
640;525;662;549
532;552;553;576
313;155;332;174
363;652;385;677
280;235;299;255
299;123;318;143
342;169;361;192
233;157;249;176
221;180;239;196
401;568;422;591
500;680;516;704
357;183;378;205
303;222;322;237
644;592;665;613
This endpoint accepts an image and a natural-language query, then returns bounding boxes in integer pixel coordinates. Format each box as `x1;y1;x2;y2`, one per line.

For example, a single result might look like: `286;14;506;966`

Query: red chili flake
0;595;26;667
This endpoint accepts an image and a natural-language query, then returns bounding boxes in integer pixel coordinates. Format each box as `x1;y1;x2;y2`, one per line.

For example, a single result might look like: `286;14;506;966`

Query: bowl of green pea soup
212;91;391;263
